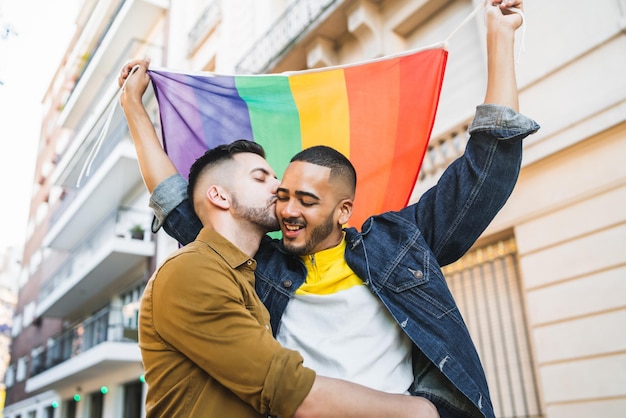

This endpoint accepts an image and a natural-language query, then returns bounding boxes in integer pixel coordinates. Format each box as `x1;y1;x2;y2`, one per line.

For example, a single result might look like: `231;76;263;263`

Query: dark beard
232;197;279;232
284;213;334;255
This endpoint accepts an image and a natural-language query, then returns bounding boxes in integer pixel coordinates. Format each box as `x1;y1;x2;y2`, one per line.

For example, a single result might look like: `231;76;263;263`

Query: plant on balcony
129;224;145;240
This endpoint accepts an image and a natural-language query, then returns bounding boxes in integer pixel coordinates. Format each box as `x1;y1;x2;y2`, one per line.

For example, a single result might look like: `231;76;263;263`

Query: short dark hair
290;146;357;193
187;139;266;201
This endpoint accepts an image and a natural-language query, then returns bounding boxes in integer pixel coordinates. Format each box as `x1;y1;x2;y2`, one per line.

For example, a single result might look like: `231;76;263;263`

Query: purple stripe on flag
148;70;254;179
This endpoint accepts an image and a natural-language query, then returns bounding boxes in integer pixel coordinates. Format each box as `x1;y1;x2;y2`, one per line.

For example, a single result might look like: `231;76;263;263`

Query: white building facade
4;1;625;417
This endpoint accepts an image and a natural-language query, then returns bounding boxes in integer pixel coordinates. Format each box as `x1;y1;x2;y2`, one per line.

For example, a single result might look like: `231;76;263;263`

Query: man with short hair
121;1;538;416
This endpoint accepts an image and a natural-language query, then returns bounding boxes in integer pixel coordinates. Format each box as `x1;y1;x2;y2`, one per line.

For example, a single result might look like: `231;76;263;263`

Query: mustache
281;217;306;227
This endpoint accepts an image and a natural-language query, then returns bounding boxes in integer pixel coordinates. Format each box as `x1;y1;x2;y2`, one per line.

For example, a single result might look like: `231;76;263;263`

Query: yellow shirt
297;235;363;295
139;228;315;418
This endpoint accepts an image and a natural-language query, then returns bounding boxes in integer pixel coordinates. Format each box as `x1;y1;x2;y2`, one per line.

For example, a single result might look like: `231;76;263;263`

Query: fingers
498;0;523;13
486;0;523;12
118;58;151;88
485;0;524;30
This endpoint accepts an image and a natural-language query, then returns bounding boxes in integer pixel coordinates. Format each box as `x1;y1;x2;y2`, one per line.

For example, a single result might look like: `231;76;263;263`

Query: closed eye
276;194;315;207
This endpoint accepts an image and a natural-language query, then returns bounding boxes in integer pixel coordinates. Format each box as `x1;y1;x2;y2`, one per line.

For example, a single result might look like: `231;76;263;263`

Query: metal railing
235;0;339;74
188;0;221;54
49;118;129;228
39;206;152;303
68;0;128;103
30;305;138;377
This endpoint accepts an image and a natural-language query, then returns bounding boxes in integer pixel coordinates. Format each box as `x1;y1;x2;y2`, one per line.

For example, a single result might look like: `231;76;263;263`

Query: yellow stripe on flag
289;69;351;157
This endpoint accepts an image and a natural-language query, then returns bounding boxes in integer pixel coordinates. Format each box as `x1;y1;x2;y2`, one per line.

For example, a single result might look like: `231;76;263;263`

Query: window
443;237;543;418
12;313;22;337
89;391;104;418
63;398;77;418
123;380;143;418
19;267;29;289
5;364;14;387
121;284;144;330
29;249;42;275
16;356;28;381
44;406;55;418
30;345;45;375
23;301;36;328
35;201;49;225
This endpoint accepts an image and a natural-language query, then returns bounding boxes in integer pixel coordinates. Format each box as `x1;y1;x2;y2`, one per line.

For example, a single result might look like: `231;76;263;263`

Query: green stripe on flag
235;75;302;179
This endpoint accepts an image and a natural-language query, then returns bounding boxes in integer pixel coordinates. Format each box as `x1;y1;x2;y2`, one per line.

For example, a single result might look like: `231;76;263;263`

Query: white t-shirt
276;238;413;394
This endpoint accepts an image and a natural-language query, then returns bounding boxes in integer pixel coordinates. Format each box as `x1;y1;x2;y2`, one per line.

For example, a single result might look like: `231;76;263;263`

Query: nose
270;177;280;194
279;197;300;219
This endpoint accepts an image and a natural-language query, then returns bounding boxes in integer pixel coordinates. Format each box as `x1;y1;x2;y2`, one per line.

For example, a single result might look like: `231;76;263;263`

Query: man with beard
136;139;439;417
121;1;538;416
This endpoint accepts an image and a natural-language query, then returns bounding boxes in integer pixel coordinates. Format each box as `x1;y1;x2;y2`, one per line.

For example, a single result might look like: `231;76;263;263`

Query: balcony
37;207;154;320
59;0;167;131
235;0;445;75
188;0;221;55
27;306;142;393
45;132;143;250
235;0;345;74
409;119;470;203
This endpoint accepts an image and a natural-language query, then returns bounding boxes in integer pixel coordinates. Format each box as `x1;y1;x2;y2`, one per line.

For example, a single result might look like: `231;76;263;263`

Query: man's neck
205;216;264;258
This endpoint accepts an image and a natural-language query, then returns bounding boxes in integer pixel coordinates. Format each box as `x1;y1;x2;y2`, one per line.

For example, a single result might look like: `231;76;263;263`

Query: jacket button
412;269;423;279
283;280;293;288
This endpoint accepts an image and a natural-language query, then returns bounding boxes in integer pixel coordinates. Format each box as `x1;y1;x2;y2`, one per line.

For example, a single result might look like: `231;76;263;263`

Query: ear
337;198;353;225
207;185;230;210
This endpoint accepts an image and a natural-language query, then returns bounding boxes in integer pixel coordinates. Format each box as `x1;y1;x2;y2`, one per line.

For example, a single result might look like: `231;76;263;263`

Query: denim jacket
150;104;540;418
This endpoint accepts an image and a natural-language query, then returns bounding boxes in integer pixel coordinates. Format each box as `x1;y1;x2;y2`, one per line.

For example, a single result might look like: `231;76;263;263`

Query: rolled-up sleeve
149;173;189;232
149;174;203;245
468;104;540;142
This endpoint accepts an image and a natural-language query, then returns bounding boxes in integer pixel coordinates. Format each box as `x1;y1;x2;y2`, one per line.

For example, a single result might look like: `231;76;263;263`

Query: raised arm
119;59;202;245
483;0;524;110
407;0;539;265
119;58;178;193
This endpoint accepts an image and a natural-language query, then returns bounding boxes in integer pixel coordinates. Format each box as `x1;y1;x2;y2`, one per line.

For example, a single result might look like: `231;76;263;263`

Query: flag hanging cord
76;64;140;187
444;1;526;62
77;2;525;187
444;2;485;46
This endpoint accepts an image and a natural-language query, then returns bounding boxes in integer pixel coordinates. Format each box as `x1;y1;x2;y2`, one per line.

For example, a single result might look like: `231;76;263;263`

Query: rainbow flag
148;45;447;227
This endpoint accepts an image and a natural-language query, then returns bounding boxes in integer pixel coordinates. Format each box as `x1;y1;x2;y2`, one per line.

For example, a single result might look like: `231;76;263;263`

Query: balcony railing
188;0;221;54
30;304;138;377
54;36;163;176
49;119;129;228
39;206;152;304
235;0;339;74
419;124;470;182
409;120;471;203
66;0;128;107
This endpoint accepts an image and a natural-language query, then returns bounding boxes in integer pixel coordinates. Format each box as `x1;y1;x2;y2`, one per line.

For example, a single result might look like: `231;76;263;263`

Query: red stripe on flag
385;48;448;210
345;57;402;225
